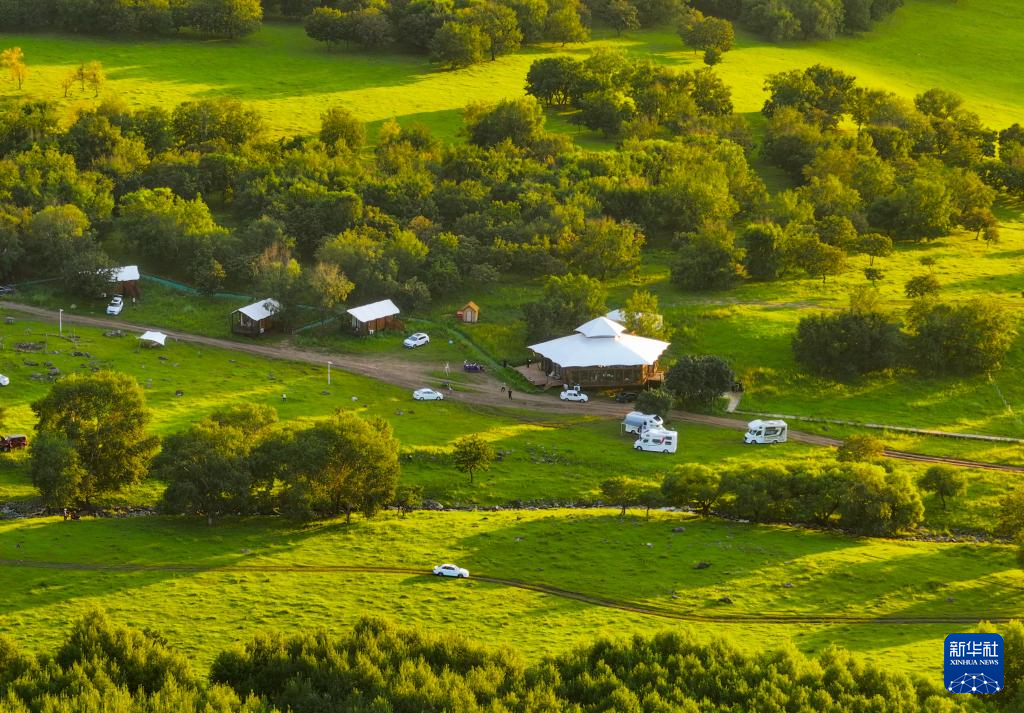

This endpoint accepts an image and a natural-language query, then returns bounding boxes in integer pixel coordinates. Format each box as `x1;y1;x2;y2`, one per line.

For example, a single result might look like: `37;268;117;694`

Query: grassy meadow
0;1;1019;142
0;508;1019;682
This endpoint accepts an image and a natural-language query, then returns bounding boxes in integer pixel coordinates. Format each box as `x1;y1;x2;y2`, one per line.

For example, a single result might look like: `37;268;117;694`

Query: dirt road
4;301;1022;473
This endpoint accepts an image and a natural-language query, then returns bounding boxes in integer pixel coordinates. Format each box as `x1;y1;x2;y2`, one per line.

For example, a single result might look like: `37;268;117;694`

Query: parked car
0;374;8;387
622;411;663;435
0;435;28;452
403;332;430;348
0;285;14;296
106;295;124;315
413;388;444;401
432;563;469;578
559;386;588;403
614;391;638;403
633;428;677;454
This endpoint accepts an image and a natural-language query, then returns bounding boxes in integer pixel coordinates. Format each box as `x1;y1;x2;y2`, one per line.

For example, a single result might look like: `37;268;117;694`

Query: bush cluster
0;610;1004;711
663;458;925;535
0;0;263;38
691;0;903;41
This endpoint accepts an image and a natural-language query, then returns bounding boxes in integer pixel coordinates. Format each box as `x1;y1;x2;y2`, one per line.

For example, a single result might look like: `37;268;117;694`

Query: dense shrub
792;309;902;379
906;299;1016;376
691;0;903;41
0;0;263;38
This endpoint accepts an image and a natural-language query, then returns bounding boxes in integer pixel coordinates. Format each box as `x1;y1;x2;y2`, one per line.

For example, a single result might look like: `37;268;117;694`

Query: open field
0;1;1020;143
0;509;1019;682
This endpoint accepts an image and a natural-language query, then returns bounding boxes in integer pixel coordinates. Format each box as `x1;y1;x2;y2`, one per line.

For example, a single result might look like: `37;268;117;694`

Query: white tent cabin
231;298;281;337
528;317;670;389
346;299;402;335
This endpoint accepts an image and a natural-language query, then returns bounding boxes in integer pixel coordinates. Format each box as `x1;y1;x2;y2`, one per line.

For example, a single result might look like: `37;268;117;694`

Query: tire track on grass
0;558;1011;625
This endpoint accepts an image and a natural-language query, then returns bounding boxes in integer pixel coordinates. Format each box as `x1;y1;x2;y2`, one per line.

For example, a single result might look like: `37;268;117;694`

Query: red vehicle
0;435;27;452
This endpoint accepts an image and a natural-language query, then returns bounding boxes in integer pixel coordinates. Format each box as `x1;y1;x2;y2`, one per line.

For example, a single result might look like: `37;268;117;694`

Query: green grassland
0;314;830;508
0;0;1020;142
0;509;1018;681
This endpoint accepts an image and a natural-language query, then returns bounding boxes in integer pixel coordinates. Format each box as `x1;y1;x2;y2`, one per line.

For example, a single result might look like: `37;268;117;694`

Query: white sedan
433;563;469;578
0;374;8;387
403;332;430;348
560;387;589;403
106;296;124;315
413;388;444;401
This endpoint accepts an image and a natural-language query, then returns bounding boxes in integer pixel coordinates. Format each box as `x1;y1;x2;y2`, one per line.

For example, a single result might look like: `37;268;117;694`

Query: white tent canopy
347;299;400;323
529;321;670;368
139;331;167;347
236;298;281;322
107;265;140;282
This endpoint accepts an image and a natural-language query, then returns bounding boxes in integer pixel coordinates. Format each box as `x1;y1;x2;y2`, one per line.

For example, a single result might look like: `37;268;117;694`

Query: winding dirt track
0;558;1010;625
3;301;1022;474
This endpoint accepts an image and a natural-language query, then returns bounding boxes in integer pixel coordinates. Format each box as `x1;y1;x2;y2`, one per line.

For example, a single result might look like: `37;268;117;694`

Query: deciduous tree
452;434;495;484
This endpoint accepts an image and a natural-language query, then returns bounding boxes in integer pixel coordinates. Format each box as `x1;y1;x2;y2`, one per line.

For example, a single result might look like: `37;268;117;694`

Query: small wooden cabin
457;301;480;324
347;299;401;335
231;298;281;337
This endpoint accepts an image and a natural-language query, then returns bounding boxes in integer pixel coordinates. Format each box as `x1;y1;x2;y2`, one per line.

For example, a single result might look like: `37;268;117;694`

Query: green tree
393;484;423;517
605;0;639;35
681;15;734;57
836;434;886;463
857;232;893;266
906;299;1015;375
254;411;400;522
665;355;734;407
670;229;742;291
525;56;580;106
741;222;785;281
464;96;546;149
543;0;588;45
155;419;256;524
1;47;27;90
904;273;941;299
31;371;158;506
601;475;643;516
792;310;901;379
186;0;263;39
320;106;365;152
430;20;490;69
622;289;668;339
523;273;607;342
918;465;967;510
561;217;644;279
795;237;845;284
634;387;673;420
836;463;924;536
661;463;720;516
452;434;495;484
306;261;354;321
997;489;1024;539
471;2;523;60
29;432;86;510
305;6;346;47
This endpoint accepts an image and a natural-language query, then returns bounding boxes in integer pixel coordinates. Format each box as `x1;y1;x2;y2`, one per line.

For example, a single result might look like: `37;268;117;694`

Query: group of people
61;508;81;521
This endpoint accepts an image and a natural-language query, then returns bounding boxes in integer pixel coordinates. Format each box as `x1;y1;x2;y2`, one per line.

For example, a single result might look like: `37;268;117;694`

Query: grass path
0;554;1014;625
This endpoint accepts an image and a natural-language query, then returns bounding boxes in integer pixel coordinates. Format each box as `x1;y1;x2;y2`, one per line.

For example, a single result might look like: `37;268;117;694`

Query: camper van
622;411;664;435
744;419;788;445
633;427;677;454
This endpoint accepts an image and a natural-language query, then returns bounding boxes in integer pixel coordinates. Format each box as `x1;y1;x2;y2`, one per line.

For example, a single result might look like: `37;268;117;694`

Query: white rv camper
622;411;664;435
633;427;678;454
744;419;788;445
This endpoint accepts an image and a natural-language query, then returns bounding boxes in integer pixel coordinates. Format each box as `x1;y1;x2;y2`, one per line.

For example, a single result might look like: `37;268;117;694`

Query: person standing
508;388;513;400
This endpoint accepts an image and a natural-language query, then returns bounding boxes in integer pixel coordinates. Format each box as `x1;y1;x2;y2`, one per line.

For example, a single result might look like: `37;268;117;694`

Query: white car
0;374;8;387
403;332;430;348
432;563;469;578
106;296;124;315
560;387;589;403
413;388;444;401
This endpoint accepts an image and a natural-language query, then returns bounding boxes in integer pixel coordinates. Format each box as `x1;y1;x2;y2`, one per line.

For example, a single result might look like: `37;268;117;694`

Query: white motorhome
744;419;788;445
633;427;677;454
622;411;664;435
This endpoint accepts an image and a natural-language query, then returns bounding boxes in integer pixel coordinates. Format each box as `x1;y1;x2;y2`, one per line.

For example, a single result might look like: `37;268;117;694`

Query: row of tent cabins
229;298;404;338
